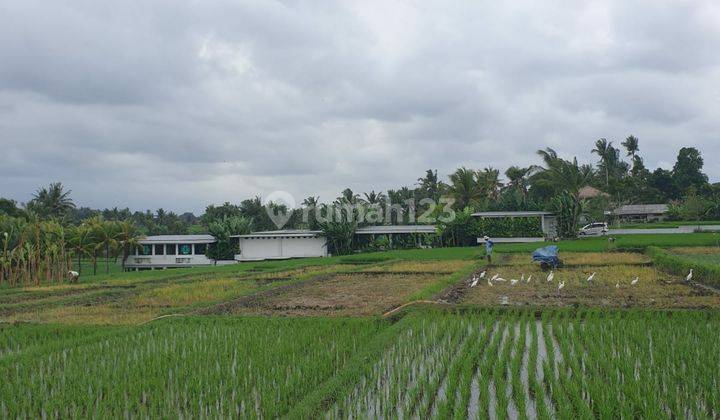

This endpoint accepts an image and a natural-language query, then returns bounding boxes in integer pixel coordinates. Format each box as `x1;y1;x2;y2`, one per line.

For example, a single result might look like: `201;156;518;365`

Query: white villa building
232;230;328;261
123;234;217;270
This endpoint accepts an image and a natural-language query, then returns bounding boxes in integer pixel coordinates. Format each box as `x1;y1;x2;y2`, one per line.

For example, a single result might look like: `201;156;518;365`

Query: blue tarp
532;245;560;268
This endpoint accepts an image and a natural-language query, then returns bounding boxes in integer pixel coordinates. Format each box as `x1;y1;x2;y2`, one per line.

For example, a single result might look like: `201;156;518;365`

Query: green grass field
2;309;718;418
1;234;719;417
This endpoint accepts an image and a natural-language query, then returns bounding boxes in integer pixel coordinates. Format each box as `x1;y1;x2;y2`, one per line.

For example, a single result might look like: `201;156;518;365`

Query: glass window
154;244;165;255
139;244;152;256
194;243;207;255
166;244;176;255
178;244;192;255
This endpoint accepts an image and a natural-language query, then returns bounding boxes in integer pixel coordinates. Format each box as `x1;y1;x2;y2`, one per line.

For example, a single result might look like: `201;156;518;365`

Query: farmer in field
483;235;494;264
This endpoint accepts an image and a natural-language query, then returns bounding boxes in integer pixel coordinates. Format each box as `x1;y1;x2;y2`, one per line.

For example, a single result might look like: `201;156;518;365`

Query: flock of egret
467;268;695;291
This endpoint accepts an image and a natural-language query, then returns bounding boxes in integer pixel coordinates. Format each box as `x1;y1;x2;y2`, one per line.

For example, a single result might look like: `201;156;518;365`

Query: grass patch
647;246;720;289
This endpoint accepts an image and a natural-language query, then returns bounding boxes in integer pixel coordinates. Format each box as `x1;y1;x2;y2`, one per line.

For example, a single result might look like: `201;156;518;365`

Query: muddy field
220;272;445;316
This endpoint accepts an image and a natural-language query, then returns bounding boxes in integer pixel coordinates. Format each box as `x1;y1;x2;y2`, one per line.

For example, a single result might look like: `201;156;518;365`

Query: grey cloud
1;0;719;213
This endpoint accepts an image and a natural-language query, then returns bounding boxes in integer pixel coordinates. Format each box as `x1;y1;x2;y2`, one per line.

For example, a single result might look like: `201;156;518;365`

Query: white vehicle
579;222;608;236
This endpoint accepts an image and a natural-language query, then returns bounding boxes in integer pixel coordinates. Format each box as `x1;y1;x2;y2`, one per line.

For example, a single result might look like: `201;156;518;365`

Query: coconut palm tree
69;224;94;275
27;182;75;219
449;167;481;210
93;219;119;275
504;165;541;200
592;138;615;187
622;135;639;159
478;167;503;200
363;190;386;205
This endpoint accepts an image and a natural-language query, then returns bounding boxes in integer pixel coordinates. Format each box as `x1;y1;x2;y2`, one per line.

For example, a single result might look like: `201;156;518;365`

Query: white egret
521;274;525;282
470;278;479;287
546;271;554;282
526;275;532;283
631;276;639;286
510;279;518;286
615;281;620;288
479;271;486;279
686;269;693;282
496;277;506;282
587;272;596;282
491;273;499;281
558;280;565;291
487;279;493;286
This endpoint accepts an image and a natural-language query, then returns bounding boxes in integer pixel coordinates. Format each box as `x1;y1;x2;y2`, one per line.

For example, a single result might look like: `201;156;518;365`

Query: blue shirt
485;240;494;254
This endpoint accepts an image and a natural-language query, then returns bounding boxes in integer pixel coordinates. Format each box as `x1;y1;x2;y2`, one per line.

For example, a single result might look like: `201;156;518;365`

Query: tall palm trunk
105;242;110;274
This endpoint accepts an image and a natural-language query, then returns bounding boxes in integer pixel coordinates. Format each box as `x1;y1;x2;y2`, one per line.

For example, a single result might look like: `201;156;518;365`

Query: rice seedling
317;308;720;419
0;316;382;418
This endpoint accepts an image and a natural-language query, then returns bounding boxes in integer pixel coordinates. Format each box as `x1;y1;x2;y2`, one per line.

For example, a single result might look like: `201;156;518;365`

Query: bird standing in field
487;279;493;286
526;275;532;283
558;280;565;291
470;277;479;287
479;271;486;279
496;277;506;282
547;271;554;282
586;272;596;282
521;273;525;282
68;270;79;283
510;279;518;286
615;281;620;288
631;276;639;286
491;273;499;281
686;269;693;282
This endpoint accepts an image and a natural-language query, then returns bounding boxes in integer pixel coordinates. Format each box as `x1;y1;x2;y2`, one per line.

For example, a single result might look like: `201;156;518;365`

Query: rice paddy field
1;236;719;417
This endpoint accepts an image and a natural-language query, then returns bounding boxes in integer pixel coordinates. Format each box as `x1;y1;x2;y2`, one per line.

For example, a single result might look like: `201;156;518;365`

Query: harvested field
463;263;720;308
360;260;472;274
497;251;650;267
669;246;720;264
2;264;356;324
231;272;445;316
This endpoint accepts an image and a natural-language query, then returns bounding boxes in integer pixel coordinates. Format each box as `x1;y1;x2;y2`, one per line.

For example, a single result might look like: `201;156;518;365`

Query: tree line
1;137;719;271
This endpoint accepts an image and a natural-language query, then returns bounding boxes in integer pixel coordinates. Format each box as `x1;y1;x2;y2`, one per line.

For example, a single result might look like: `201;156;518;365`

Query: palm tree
622;135;639;159
535;148;594;198
363;190;386;205
339;188;360;205
478;167;503;200
504;165;540;200
417;169;444;201
69;224;93;275
115;221;143;272
591;138;614;187
622;135;640;171
28;182;75;219
95;220;118;274
449;167;481;210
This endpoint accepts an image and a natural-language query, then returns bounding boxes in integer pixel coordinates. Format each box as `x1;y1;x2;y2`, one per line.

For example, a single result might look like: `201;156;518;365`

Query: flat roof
613;204;668;215
355;225;437;234
139;234;216;244
471;211;553;218
231;230;323;239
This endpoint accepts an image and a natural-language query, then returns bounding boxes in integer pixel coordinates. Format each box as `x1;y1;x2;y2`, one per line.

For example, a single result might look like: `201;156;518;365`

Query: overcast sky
1;0;719;213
